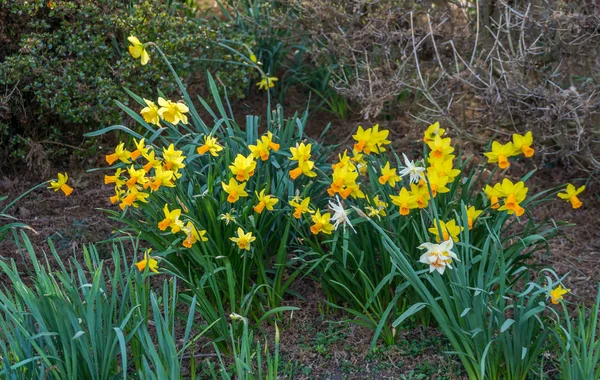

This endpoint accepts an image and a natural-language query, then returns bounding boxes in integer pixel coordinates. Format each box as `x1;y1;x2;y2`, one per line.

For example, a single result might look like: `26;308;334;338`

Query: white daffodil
417;239;459;275
399;153;425;184
219;212;236;225
328;196;356;233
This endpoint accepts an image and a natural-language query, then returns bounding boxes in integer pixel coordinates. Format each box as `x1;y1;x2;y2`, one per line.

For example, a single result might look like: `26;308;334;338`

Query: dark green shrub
0;0;256;169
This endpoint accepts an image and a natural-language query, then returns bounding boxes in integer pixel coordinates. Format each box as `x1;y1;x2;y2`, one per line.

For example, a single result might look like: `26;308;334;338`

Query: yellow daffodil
197;134;224;157
331;150;355;171
249;132;279;161
429;219;463;242
512;131;534;158
130;138;149;160
465;206;483;229
390;187;418;216
142;150;162;173
289;197;313;219
328;165;356;198
257;76;278;90
230;227;256;250
48;172;73;196
119;188;149;210
110;187;125;205
162;144;186;173
378;162;402;186
157;204;184;233
310;210;334;235
409;183;430;209
483;184;502;209
104;168;125;188
127;36;149;65
254;189;278;214
135;249;158;273
484;141;515;169
106;142;131;165
248;137;272;162
365;195;388;219
422;170;450;197
290;160;317;180
140;99;160;126
427;156;461;183
423;122;445;143
157;97;189;125
222;178;248;203
427;135;454;160
125;165;149;189
557;184;585;209
352;124;391;154
182;221;208;248
550;285;569;304
289;142;317;179
229;154;257;182
289;142;312;162
497;179;528;216
147;166;175;191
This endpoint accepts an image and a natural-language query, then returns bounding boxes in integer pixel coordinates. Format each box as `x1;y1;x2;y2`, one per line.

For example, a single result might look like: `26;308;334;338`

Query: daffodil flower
249;132;279;161
550;285;569;304
390;187;418;216
310;210;334;235
104;168;125;187
428;219;463;242
142;150;162;173
181;221;208;248
378;162;402;186
148;166;175;191
422;169;450;197
222;178;248;203
399;153;425;184
557;184;585;209
130;138;149;160
230;227;256;250
162;144;186;173
423;122;445;143
229;154;257;182
418;239;459;275
484;141;515;169
106;142;131;165
125;165;149;189
465;206;483;230
427;135;454;160
409;183;430;209
157;204;184;233
128;36;149;65
135;249;158;273
197;134;224;157
254;189;278;214
48;172;73;196
328;197;355;232
140;99;160;126
289;197;314;219
365;195;388;219
257;76;278;90
496;179;528;216
157;97;189;125
512;131;534;158
219;212;237;225
352;124;391;154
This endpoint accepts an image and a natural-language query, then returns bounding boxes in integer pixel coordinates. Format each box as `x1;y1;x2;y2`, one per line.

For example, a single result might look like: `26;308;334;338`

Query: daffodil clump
91;43;589;370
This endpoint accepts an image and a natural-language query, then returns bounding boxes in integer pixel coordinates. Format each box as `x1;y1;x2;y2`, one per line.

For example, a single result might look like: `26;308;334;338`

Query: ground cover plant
1;0;600;378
